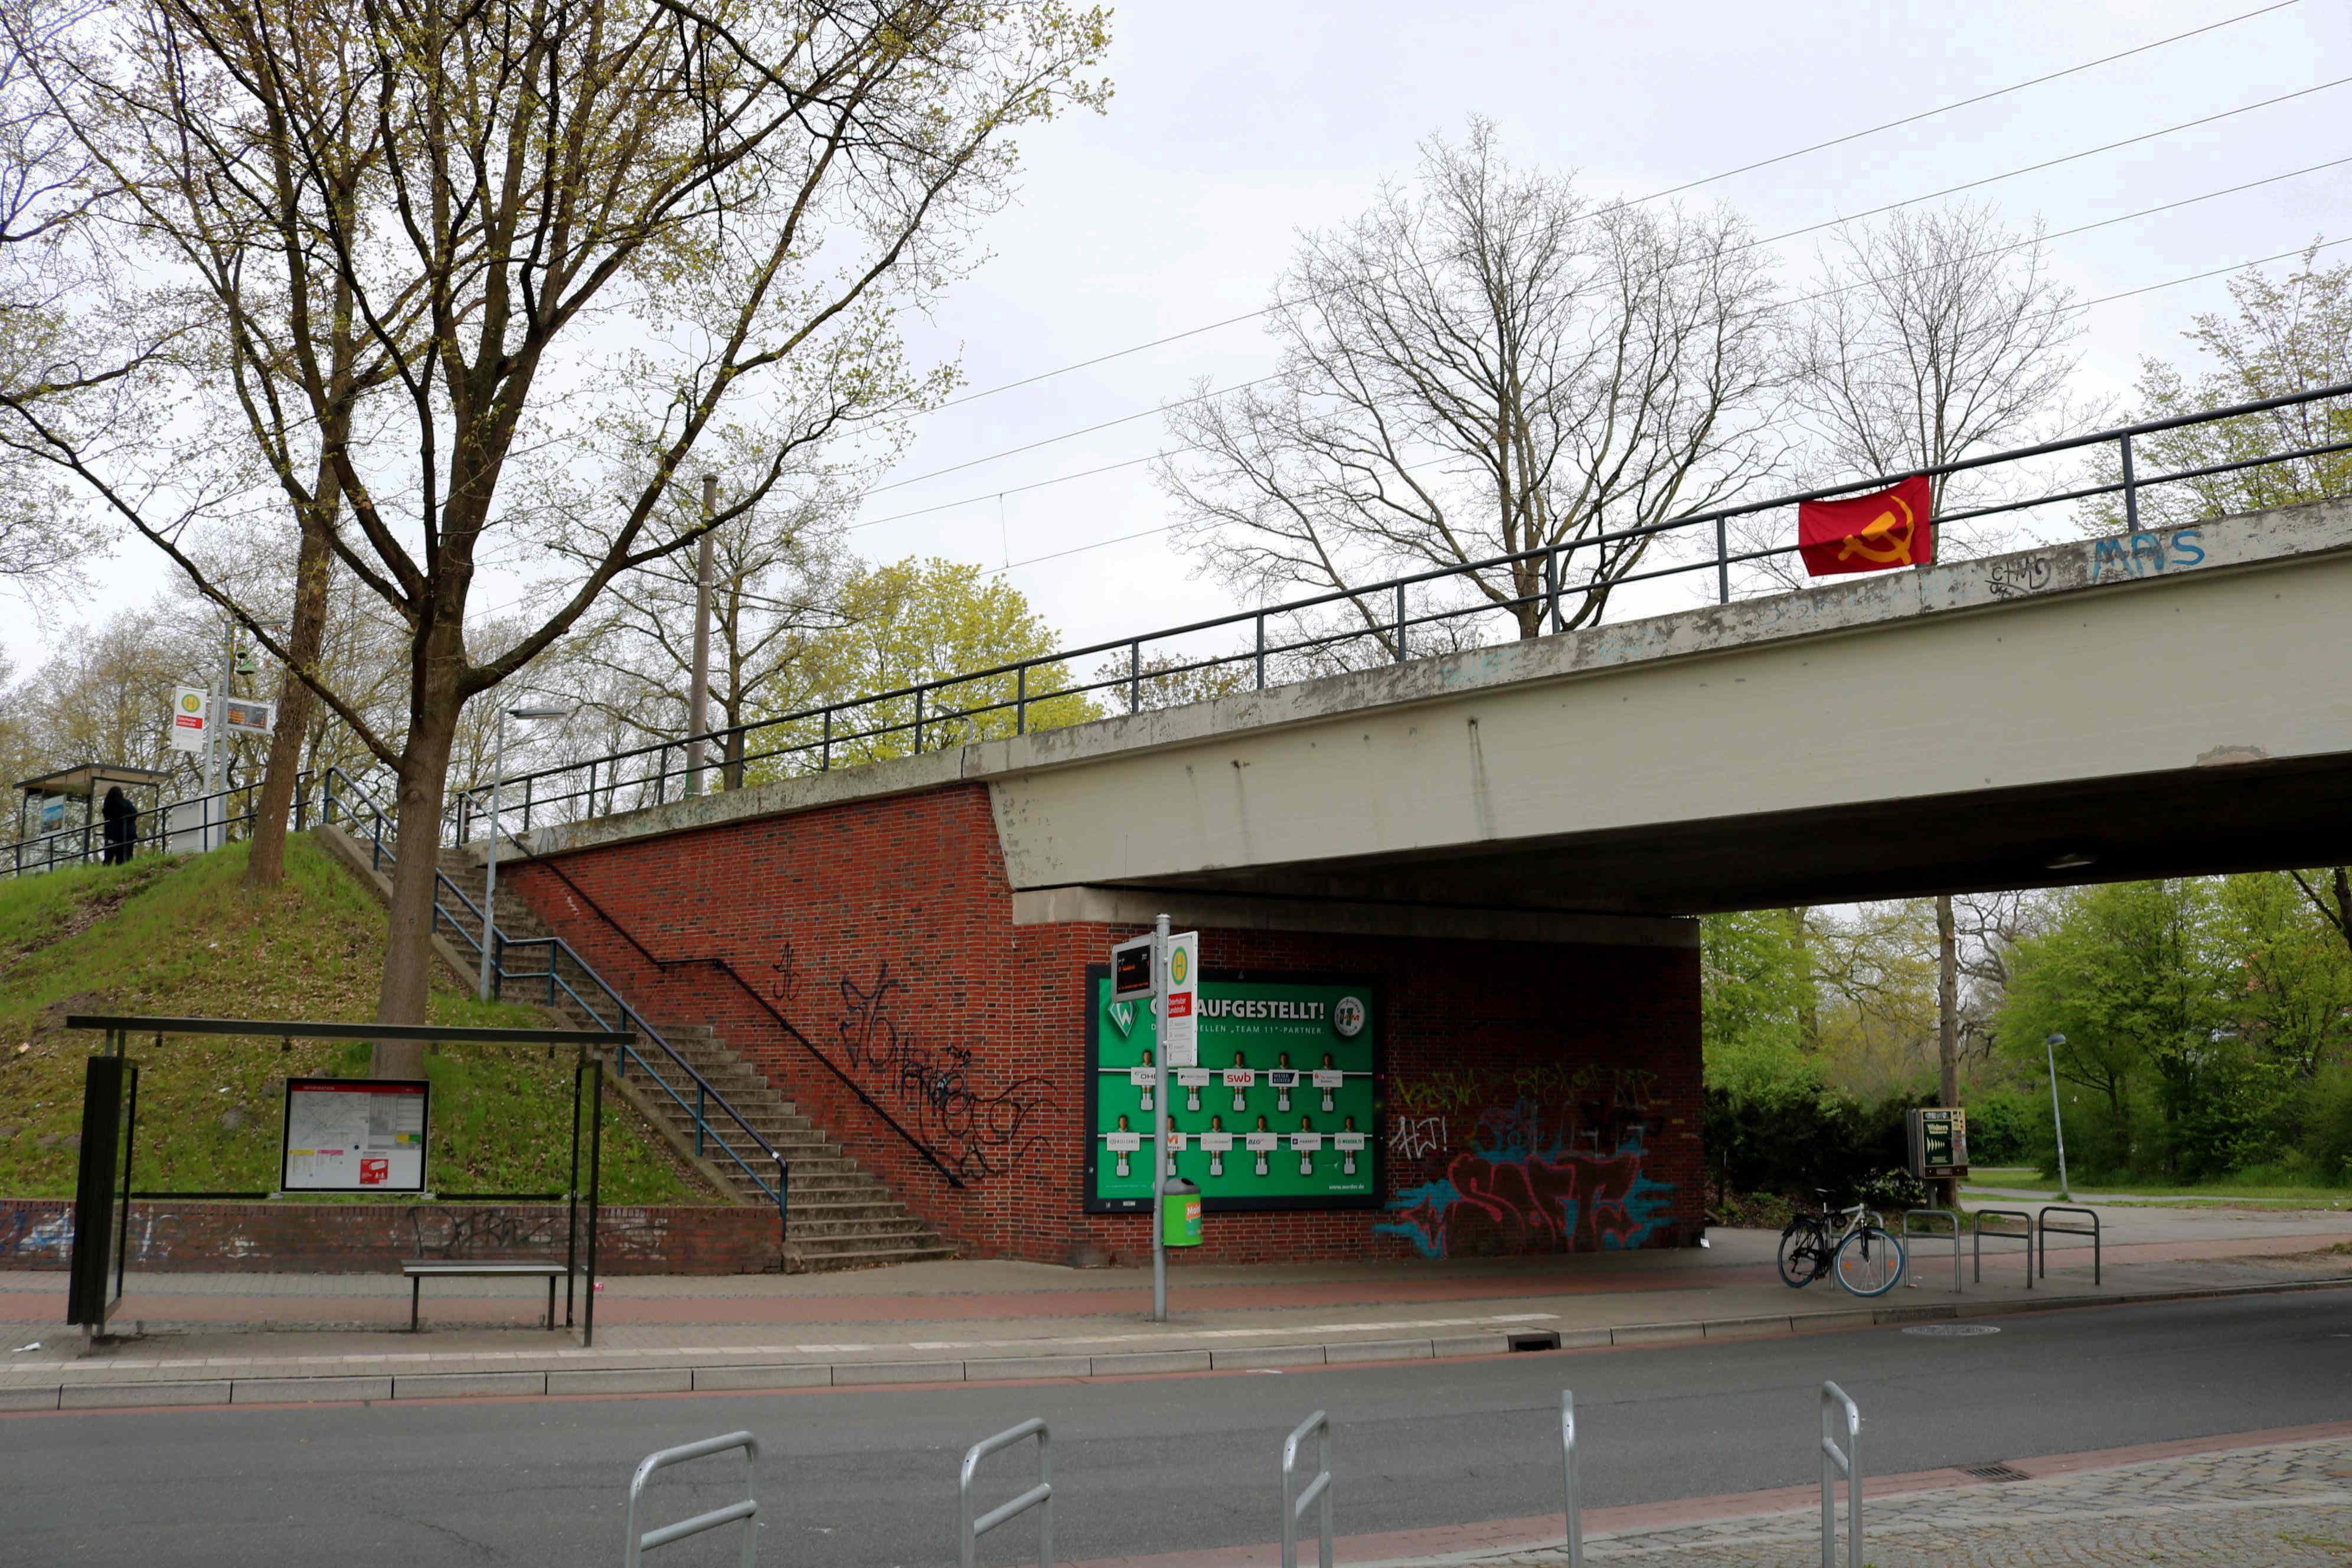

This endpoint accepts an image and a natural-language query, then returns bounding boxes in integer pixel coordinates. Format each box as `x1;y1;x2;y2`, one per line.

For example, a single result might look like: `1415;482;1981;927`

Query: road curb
6;1273;2347;1412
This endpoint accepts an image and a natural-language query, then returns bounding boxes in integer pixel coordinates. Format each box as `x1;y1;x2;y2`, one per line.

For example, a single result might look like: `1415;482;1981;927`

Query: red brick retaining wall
0;1198;779;1274
504;783;1703;1266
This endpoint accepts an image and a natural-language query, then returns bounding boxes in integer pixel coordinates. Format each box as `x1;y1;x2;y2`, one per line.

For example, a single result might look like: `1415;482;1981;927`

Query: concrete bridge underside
538;498;2352;920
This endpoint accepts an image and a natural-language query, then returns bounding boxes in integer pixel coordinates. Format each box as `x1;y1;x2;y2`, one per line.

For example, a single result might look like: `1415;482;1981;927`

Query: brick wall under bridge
0;1198;781;1274
501;782;1705;1266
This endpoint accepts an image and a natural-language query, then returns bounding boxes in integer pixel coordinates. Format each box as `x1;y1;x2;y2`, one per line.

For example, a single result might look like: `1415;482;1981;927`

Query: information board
1086;966;1378;1213
281;1077;430;1193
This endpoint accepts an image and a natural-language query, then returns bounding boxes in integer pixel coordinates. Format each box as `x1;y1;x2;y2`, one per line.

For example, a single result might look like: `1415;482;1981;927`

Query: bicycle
1776;1189;1907;1298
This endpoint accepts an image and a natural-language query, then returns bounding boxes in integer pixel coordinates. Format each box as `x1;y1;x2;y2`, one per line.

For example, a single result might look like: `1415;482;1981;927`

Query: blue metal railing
319;767;791;1224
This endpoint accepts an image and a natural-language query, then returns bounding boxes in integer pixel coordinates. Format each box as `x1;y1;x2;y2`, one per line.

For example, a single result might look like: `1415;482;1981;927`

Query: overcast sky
11;0;2348;675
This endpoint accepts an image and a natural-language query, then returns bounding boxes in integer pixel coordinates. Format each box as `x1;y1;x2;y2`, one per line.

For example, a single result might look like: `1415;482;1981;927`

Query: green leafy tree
2085;245;2352;532
1700;909;1819;1103
754;557;1098;770
1997;879;2226;1176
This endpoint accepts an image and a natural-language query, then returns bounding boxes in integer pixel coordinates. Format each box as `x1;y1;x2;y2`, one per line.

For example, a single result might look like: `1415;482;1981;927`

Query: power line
855;153;2351;530
914;1;2304;418
976;234;2352;580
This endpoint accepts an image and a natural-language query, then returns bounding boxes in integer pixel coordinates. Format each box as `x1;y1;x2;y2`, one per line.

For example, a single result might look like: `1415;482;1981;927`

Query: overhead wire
849;152;2352;535
910;0;2306;418
973;234;2352;580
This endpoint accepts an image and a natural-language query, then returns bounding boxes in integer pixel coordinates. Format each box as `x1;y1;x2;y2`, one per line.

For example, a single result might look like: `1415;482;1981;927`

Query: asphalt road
4;1293;2347;1566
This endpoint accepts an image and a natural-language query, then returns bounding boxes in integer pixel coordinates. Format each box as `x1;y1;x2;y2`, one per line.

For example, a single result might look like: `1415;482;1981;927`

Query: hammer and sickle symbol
1837;494;1916;564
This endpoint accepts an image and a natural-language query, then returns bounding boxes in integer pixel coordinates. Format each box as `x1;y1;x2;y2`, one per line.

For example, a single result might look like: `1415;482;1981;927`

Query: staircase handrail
484;829;968;1191
319;766;790;1213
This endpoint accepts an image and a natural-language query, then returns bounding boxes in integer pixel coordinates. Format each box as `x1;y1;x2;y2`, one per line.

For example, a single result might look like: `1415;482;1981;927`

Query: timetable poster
281;1077;430;1193
1086;966;1378;1213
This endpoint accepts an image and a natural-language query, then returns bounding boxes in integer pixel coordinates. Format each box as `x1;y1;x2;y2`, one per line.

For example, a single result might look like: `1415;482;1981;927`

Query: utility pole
2044;1033;2072;1201
207;616;235;850
1935;893;1960;1210
685;473;717;797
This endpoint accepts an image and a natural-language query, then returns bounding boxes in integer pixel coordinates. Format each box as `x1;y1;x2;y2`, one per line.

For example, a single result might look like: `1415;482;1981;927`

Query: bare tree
1764;201;2092;1146
4;0;1109;1069
564;459;853;790
1159;119;1781;655
1736;201;2092;593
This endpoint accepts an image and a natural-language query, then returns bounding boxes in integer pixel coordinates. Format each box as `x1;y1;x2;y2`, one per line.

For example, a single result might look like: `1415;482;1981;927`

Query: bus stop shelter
14;764;174;868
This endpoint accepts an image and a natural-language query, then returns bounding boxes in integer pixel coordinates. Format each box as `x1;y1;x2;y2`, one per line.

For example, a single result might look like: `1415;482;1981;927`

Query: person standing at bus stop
101;785;137;865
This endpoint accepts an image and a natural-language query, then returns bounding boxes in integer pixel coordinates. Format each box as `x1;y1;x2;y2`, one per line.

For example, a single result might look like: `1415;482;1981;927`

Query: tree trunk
374;680;462;1078
243;504;335;888
1935;891;1961;1209
1783;907;1818;1051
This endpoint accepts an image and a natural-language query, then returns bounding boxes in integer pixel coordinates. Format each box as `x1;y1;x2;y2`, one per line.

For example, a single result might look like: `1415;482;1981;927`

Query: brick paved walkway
1478;1436;2352;1566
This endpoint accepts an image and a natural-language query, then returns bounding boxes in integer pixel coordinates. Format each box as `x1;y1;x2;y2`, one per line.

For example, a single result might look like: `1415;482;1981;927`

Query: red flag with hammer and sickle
1798;474;1935;576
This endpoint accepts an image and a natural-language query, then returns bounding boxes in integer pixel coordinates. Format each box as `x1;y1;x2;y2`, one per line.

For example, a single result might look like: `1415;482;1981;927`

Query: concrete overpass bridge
472;494;2352;1270
527;495;2352;923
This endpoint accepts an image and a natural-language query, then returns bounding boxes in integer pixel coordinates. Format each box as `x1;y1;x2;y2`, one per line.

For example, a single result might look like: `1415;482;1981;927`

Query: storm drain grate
1963;1462;2031;1483
1507;1329;1563;1353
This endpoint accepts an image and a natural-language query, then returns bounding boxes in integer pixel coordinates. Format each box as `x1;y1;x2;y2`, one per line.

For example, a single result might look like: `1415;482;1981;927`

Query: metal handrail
1282;1410;1334;1568
458;379;2352;829
482;831;967;1190
2039;1204;2102;1285
1974;1208;2035;1288
1818;1382;1861;1568
1902;1208;1963;1294
5;771;322;878
1560;1389;1583;1568
959;1418;1052;1568
623;1430;759;1567
319;767;790;1214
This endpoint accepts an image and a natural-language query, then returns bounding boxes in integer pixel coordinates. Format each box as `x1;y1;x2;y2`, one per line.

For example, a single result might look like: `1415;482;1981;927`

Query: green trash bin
1162;1179;1203;1247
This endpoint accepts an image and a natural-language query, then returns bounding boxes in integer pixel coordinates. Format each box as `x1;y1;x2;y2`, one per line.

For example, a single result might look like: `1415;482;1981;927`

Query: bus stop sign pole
1152;912;1170;1324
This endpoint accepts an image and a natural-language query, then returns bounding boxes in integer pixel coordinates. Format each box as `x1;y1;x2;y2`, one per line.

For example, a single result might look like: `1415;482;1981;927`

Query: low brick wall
0;1198;780;1275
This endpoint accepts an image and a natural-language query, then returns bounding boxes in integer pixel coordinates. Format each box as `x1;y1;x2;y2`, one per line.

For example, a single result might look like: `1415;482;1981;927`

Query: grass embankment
0;835;699;1203
1965;1165;2352;1207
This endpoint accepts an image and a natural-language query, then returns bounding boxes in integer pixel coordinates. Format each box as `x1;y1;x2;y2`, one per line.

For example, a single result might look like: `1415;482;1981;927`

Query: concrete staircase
435;848;955;1272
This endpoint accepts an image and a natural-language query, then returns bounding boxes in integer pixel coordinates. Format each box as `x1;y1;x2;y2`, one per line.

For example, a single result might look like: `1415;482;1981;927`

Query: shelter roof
15;763;175;799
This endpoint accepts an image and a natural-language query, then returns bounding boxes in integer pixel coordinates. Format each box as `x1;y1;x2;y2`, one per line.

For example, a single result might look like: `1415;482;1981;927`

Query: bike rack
1902;1208;1963;1293
623;1431;759;1567
2038;1204;2102;1286
960;1419;1053;1568
1282;1410;1335;1568
1818;1382;1861;1568
1560;1389;1583;1568
1974;1208;2034;1288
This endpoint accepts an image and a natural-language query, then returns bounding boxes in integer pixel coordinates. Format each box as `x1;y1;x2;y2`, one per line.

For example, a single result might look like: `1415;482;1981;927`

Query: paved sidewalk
6;1208;2352;1409
1485;1431;2352;1566
1050;1425;2352;1568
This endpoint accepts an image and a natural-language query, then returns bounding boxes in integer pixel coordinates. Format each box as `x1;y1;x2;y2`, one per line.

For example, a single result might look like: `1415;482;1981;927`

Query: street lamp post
2044;1032;2072;1201
478;704;572;1001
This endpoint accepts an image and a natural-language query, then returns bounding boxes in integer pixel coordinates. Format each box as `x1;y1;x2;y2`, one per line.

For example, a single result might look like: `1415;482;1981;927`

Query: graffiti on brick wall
1374;1066;1675;1257
835;961;1051;1182
0;1207;71;1263
405;1207;567;1259
1390;1116;1448;1160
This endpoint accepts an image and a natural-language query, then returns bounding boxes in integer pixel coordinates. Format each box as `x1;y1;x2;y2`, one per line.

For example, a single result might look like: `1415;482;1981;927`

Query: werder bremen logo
1105;999;1137;1037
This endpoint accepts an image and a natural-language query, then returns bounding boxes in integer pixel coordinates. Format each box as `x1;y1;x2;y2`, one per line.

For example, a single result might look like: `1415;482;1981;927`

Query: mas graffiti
1374;1096;1674;1259
1389;1063;1658;1116
2091;527;2203;582
835;962;1051;1183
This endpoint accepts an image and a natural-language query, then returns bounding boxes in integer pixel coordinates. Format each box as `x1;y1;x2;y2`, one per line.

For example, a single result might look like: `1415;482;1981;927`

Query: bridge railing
453;379;2352;842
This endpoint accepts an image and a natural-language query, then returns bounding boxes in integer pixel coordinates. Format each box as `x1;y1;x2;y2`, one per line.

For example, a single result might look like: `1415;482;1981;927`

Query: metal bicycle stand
1818;1382;1861;1568
1974;1207;2035;1287
2039;1204;2102;1285
1560;1389;1583;1568
1282;1410;1335;1568
1902;1208;1963;1292
959;1419;1054;1568
623;1431;759;1568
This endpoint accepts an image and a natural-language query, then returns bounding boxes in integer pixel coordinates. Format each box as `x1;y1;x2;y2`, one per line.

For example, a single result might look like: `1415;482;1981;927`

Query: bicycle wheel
1834;1225;1907;1298
1777;1220;1831;1288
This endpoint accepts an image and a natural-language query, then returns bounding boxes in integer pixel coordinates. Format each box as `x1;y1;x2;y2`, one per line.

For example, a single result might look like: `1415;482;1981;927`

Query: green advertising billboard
1085;965;1381;1213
